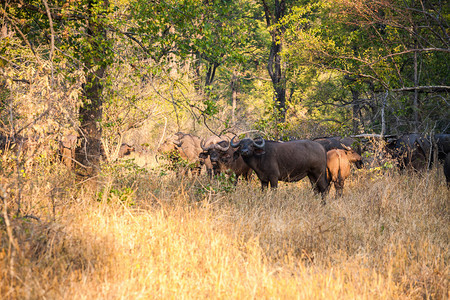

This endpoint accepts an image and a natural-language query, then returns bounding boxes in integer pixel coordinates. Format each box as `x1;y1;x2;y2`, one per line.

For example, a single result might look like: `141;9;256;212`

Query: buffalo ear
233;151;240;160
254;148;265;156
199;152;208;159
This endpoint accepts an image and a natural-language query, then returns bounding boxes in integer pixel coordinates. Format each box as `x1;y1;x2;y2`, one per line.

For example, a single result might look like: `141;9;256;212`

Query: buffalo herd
158;132;450;196
1;130;448;199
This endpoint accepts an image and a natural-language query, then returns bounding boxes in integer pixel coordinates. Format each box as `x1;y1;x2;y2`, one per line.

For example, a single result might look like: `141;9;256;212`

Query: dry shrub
0;161;448;299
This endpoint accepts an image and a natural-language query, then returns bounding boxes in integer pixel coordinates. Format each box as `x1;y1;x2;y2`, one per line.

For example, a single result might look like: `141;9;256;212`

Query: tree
261;0;288;123
283;0;449;133
129;0;262;99
2;0;114;181
75;0;111;179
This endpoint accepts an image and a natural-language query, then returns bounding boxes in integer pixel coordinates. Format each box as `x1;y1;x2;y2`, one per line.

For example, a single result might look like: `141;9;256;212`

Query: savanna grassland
1;0;449;298
0;155;448;299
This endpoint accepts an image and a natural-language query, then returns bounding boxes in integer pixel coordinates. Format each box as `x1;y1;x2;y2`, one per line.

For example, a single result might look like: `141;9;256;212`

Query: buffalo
157;132;204;175
230;136;329;200
385;134;432;171
118;143;135;158
434;134;450;162
199;135;229;177
444;153;450;188
0;134;35;154
314;137;361;154
326;147;363;197
434;134;450;186
0;134;42;166
199;138;252;184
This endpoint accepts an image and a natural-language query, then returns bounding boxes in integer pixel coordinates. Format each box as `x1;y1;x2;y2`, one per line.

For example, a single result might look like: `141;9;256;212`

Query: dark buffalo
199;135;228;177
0;134;42;166
434;134;450;162
313;137;361;154
326;147;363;197
118;143;135;158
199;139;252;184
444;153;450;188
231;136;329;200
0;134;34;154
157;132;204;175
385;134;432;171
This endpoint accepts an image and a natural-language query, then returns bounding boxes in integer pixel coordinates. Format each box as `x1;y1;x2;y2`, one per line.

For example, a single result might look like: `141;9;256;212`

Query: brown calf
326;148;363;196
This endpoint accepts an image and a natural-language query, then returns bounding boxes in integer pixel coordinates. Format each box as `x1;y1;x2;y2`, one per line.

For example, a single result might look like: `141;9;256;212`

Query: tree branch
391;86;450;93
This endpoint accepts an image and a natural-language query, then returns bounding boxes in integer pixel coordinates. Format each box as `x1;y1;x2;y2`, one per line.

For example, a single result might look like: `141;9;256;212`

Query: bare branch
392;86;450;93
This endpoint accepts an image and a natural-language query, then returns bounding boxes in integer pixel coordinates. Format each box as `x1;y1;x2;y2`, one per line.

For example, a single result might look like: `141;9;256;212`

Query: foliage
0;1;449;295
282;0;449;132
195;172;237;196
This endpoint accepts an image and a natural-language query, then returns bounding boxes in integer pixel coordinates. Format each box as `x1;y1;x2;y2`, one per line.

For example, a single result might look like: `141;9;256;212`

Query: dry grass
0;159;449;299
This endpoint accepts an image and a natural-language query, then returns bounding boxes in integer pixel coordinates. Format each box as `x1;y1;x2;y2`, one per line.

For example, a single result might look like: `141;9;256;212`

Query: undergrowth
0;159;448;299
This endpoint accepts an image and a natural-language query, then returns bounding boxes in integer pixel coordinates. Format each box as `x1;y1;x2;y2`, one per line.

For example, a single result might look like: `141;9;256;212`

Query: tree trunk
77;68;105;178
231;71;238;126
413;44;419;131
75;0;109;181
262;0;287;123
381;91;388;136
351;88;361;134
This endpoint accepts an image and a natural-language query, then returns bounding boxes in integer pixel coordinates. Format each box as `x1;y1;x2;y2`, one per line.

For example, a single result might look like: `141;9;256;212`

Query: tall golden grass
0;157;448;299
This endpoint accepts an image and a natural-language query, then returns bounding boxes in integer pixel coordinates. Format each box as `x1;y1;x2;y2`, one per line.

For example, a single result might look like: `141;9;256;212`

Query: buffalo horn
253;137;265;148
341;143;352;151
173;139;183;147
214;141;230;152
230;136;240;148
200;138;208;150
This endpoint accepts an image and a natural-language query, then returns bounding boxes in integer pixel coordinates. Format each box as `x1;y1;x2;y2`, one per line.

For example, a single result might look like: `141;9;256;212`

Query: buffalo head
200;140;230;162
230;136;265;158
341;144;363;169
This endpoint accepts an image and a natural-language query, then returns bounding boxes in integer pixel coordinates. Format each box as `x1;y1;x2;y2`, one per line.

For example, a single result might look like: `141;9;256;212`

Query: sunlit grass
1;160;448;299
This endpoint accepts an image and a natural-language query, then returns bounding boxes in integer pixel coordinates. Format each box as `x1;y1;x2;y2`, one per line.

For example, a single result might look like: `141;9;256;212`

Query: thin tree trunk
231;71;238;126
381;91;388;136
413;45;419;131
351;88;361;134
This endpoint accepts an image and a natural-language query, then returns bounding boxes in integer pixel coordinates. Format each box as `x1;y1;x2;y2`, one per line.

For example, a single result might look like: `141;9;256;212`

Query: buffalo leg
334;180;344;197
308;173;329;205
269;177;278;189
308;173;328;194
232;174;239;186
261;181;269;190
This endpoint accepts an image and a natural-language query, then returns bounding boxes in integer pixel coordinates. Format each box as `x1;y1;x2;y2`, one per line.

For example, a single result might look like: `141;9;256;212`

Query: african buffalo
157;132;204;175
230;136;329;200
0;134;34;154
434;134;450;162
385;134;432;171
199;139;252;184
326;147;363;196
199;135;229;177
444;153;450;188
314;137;361;154
0;134;42;167
118;143;135;158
